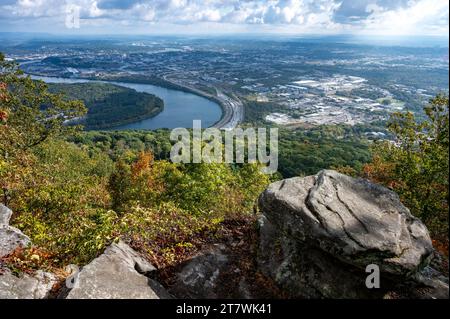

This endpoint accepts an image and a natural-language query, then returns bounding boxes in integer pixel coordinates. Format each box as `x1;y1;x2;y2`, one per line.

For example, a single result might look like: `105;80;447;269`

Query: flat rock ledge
66;241;171;299
258;169;447;298
0;269;57;299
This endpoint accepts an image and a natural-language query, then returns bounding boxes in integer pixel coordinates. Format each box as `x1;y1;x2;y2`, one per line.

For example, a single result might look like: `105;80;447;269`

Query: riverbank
100;73;238;129
29;73;222;130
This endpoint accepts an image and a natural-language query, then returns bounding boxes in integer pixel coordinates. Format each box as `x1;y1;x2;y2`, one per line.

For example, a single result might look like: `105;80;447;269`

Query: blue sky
0;0;448;36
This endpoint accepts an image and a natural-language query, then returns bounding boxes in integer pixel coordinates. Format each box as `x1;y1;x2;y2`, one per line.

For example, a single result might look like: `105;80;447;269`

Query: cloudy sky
0;0;448;36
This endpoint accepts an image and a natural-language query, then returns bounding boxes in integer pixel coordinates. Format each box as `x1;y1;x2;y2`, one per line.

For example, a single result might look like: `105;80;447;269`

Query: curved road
162;74;243;130
213;90;243;130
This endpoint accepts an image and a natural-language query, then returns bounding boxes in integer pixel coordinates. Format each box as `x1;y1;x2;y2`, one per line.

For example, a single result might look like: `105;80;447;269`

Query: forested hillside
0;53;448;280
70;126;372;178
0;54;271;271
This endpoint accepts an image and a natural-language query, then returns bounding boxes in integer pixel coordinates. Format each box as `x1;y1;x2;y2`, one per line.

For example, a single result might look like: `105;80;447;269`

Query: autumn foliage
364;95;449;248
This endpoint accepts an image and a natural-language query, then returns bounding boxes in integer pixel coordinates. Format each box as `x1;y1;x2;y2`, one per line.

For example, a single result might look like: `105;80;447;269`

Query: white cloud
362;0;449;35
0;0;448;35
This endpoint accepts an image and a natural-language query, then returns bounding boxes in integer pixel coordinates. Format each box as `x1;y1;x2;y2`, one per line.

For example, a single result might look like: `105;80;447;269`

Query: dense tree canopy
364;95;449;242
48;82;163;130
0;53;86;205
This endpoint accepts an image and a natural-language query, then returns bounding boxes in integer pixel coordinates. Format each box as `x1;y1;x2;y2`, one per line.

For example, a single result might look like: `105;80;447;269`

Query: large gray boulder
0;269;57;299
258;170;438;298
66;241;171;299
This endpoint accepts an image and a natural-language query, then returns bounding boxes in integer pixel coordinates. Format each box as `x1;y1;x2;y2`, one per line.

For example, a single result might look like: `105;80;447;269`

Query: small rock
0;204;12;225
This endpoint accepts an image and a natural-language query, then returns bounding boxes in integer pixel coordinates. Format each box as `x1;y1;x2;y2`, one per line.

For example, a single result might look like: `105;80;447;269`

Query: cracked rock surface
0;270;57;299
258;170;443;298
66;241;171;299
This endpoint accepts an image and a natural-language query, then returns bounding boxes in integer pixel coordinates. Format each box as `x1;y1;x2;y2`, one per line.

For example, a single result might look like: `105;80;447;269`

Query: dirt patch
150;215;287;299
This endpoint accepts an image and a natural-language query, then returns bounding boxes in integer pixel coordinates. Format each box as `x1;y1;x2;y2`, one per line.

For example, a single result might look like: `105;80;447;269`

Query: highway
162;74;243;130
213;90;243;130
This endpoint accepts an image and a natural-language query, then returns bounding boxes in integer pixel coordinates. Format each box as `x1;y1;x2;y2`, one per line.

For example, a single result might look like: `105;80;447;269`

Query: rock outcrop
0;226;31;259
0;203;31;258
0;269;57;299
66;241;171;299
1;168;448;300
1;204;55;299
258;170;446;298
1;239;171;299
1;205;170;299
